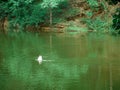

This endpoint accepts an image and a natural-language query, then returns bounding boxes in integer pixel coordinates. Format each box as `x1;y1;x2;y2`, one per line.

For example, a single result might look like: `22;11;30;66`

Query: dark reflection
0;33;120;90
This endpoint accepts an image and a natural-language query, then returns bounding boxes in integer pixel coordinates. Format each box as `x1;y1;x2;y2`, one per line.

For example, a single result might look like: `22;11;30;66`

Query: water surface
0;32;120;90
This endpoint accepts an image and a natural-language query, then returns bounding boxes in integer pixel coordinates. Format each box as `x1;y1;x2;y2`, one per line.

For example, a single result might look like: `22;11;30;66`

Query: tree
41;0;65;27
8;0;34;28
0;0;69;31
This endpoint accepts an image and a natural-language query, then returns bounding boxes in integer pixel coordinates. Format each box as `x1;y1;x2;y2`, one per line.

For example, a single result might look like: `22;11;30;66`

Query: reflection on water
0;33;120;90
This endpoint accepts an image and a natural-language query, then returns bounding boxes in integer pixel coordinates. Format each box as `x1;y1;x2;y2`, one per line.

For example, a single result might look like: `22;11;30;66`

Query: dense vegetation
0;0;69;27
109;0;120;34
112;7;120;33
0;0;120;34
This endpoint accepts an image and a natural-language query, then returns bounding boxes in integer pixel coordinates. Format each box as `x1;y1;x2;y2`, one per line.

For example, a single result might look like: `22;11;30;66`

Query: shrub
106;0;120;5
81;17;110;32
86;0;99;8
112;8;120;34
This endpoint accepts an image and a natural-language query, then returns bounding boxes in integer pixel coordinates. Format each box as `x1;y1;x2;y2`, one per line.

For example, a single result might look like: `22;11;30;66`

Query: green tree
41;0;65;26
0;0;69;31
8;0;34;28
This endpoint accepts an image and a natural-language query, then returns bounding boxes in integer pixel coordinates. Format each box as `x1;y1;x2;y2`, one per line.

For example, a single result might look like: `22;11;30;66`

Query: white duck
37;55;43;64
36;55;53;64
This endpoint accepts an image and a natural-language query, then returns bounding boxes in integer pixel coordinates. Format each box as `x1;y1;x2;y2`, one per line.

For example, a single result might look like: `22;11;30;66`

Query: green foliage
52;0;70;23
8;0;34;27
100;0;108;11
67;8;80;17
66;22;88;34
85;11;93;17
0;0;69;30
106;0;120;5
112;8;120;34
53;0;70;16
0;1;9;20
40;0;66;26
41;0;65;8
82;17;109;31
67;26;87;32
86;0;99;8
26;4;48;25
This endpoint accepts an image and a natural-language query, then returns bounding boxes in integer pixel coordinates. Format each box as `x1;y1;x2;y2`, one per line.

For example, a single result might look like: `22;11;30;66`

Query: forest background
0;0;120;34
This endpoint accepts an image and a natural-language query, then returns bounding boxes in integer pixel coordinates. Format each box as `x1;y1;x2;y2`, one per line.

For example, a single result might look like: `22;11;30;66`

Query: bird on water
36;55;53;64
37;55;43;64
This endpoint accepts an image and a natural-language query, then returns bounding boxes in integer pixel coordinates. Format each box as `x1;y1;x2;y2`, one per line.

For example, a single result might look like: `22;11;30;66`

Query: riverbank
0;1;120;35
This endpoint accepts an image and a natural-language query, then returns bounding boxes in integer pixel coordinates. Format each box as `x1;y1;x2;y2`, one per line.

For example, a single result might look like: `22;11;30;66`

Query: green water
0;32;120;90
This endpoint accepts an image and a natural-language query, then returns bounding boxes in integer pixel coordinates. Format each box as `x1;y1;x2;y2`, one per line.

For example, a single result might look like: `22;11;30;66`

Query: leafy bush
8;0;34;27
86;0;99;8
26;5;48;26
82;17;109;32
67;8;80;17
112;8;120;34
85;11;93;17
106;0;120;5
0;1;9;20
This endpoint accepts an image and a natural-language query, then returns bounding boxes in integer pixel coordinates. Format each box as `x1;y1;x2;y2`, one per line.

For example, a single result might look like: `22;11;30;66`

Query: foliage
26;4;48;26
1;0;118;34
85;11;93;17
8;0;34;27
0;1;9;20
53;0;70;16
86;0;107;12
67;26;88;33
106;0;120;5
81;17;110;32
86;0;99;8
112;8;120;34
40;0;66;26
52;0;70;23
0;0;69;30
67;8;80;17
41;0;65;8
66;22;88;34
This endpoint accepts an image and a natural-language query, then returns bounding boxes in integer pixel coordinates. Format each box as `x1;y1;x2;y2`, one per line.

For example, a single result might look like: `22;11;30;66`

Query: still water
0;32;120;90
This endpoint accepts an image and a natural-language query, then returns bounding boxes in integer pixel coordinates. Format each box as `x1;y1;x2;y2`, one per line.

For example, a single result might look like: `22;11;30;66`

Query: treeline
0;0;120;33
0;0;70;31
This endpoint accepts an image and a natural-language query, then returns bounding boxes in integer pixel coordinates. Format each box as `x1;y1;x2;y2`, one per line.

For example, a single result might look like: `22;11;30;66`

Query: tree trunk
3;17;9;34
0;18;5;32
49;6;52;28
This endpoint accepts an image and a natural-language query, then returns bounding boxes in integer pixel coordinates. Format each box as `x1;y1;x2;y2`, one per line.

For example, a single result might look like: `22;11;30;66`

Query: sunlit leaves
86;0;99;8
41;0;65;8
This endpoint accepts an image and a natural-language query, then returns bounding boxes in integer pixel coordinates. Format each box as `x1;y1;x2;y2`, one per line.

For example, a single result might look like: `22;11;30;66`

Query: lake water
0;32;120;90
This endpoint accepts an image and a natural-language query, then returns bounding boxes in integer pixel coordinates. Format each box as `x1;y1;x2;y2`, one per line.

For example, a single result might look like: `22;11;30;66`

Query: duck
37;55;43;64
36;55;53;64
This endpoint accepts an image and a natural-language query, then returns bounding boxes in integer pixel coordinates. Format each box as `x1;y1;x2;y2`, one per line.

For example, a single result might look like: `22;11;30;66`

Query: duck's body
36;55;53;64
37;55;43;64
